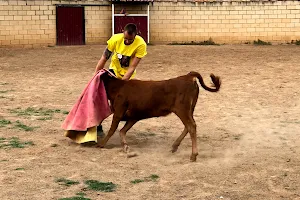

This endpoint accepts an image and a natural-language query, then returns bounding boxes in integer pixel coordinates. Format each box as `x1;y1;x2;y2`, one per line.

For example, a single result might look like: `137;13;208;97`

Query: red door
56;6;85;45
114;16;148;43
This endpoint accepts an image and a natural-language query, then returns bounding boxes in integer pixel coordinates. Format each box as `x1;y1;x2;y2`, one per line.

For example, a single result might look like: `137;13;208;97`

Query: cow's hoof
171;146;178;153
96;141;105;148
96;144;104;148
123;144;130;153
190;154;198;162
127;152;138;158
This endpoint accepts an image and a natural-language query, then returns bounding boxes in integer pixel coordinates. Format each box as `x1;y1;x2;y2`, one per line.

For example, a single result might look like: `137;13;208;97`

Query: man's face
123;31;136;45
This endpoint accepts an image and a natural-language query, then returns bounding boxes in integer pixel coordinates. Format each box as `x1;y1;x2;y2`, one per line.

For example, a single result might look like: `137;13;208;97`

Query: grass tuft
56;178;80;187
130;174;160;184
58;197;90;200
84;180;116;192
253;39;271;45
0;137;34;149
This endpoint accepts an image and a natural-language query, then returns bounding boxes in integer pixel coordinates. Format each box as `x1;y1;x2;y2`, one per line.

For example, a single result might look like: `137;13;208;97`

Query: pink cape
61;69;112;131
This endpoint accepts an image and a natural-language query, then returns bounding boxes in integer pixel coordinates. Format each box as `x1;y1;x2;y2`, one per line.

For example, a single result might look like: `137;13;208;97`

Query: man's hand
122;57;141;80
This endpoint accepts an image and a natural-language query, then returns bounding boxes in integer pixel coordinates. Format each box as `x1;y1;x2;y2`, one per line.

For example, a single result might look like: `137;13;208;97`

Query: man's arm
94;47;112;74
122;57;141;81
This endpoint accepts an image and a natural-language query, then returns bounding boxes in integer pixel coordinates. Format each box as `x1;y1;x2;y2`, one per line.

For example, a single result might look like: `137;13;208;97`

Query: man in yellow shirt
94;23;147;80
94;23;147;137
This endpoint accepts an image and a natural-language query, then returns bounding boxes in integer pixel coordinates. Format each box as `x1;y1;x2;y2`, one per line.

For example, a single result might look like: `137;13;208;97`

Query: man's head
123;23;137;45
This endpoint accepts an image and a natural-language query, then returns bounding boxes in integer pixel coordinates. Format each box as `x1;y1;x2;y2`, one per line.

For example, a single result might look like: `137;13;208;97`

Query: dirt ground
0;44;299;200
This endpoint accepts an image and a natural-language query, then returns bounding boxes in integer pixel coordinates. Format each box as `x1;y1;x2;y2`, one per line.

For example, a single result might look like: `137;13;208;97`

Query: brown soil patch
0;44;299;200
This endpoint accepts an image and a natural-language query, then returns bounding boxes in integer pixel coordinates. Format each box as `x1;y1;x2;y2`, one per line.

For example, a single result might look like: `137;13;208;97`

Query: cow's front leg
119;120;137;152
97;115;121;148
98;97;128;148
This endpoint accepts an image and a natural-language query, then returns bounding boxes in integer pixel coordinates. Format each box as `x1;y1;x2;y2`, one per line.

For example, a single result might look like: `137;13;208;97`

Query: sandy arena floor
0;44;299;200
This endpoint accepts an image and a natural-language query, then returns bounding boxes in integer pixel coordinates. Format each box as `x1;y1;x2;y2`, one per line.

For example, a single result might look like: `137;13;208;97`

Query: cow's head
100;69;117;83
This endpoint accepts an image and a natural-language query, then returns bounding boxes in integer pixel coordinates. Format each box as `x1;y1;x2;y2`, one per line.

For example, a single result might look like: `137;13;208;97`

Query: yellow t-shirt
107;33;147;79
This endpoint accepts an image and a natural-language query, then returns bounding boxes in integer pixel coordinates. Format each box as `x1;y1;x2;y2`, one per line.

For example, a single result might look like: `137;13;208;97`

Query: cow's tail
189;71;221;92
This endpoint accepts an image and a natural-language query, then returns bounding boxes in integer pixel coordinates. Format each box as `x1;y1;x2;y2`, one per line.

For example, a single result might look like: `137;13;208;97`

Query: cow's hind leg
172;90;198;160
187;117;198;162
174;111;198;162
171;127;188;153
119;120;137;152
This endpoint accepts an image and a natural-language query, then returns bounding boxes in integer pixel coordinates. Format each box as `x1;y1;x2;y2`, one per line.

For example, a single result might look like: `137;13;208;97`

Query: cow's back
118;75;198;120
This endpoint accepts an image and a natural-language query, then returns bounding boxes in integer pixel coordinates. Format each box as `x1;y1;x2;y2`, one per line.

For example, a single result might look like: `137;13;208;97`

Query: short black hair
124;23;137;35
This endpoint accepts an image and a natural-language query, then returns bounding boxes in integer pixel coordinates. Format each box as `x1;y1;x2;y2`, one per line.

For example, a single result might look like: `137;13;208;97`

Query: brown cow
98;70;221;162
